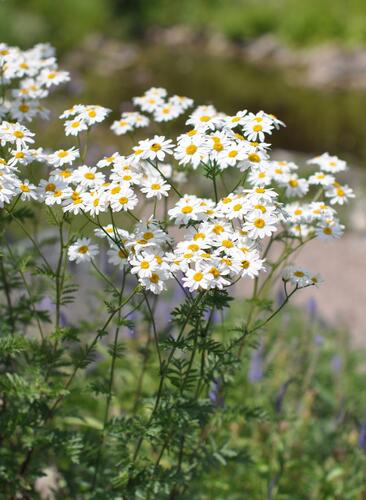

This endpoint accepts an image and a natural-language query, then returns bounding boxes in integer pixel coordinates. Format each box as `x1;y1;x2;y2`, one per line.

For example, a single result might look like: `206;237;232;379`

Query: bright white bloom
107;245;129;269
283;266;315;288
243;212;278;239
174;134;207;169
68;238;99;264
140;135;173;162
316;220;344;240
140;268;170;294
48;147;79;167
284;176;309;198
64;118;88;136
110;185;138;212
182;266;211;292
325;183;355;205
140;177;170;199
308;153;347;173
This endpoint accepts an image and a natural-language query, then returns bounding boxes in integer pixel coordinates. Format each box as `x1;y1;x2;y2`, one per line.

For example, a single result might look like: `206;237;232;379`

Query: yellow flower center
18;104;29;113
253;124;263;132
84;172;95;180
254;218;265;228
294;271;304;277
193;272;203;282
181;205;193;214
150;273;160;284
289;179;299;188
185;144;198;155
20;184;30;192
228;150;238;158
119;196;128;204
209;267;220;278
213;224;224;234
188;243;200;252
222;258;232;266
254;204;266;213
150;143;161;152
248;153;260;163
13;130;24;138
222;239;233;248
78;245;88;254
151;183;161;190
140;261;150;269
60;170;72;178
241;260;250;269
45;183;56;192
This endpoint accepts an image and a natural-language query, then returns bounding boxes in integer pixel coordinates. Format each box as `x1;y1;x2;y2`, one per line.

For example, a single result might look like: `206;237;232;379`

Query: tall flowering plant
0;43;355;497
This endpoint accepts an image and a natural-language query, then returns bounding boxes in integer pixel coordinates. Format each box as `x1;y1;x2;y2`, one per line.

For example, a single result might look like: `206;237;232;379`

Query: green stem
132;292;204;463
92;276;126;489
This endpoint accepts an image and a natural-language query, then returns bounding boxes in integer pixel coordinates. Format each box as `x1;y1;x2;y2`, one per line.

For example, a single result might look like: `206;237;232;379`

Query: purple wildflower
209;377;225;408
359;417;366;453
248;344;263;383
307;297;317;322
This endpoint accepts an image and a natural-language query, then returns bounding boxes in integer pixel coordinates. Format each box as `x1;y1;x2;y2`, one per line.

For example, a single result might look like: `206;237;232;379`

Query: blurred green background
3;0;366;51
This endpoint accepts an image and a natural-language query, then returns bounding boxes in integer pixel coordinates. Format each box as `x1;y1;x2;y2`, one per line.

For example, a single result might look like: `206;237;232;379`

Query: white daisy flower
68;237;99;264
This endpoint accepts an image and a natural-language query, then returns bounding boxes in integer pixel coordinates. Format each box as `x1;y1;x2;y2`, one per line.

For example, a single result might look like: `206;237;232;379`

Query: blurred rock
34;467;61;499
243;34;295;66
64;34;138;76
146;25;198;47
301;44;366;89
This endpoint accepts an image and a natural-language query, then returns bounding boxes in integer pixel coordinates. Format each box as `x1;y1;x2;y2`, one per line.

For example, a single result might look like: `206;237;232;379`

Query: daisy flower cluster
110;87;193;135
0;44;354;297
0;42;69;122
